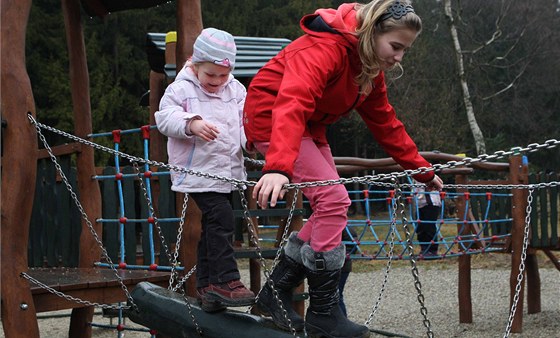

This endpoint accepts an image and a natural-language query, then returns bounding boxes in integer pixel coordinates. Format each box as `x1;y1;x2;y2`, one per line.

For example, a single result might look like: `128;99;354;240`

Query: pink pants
255;137;350;252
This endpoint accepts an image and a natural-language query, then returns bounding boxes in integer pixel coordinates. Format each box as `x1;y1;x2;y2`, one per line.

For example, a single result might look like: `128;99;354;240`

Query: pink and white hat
192;28;236;69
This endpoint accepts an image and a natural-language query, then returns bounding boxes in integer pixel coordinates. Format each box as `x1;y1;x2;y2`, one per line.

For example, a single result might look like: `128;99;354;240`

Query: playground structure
1;1;559;338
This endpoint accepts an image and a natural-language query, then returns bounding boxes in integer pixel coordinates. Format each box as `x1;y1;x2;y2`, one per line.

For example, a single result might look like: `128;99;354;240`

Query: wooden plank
28;268;170;313
233;247;278;259
36;142;82;159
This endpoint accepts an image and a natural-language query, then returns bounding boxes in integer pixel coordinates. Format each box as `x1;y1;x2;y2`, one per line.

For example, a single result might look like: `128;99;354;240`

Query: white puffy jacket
155;65;247;193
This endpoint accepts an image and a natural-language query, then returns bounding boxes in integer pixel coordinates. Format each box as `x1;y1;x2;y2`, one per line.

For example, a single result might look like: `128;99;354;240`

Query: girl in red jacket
244;1;443;337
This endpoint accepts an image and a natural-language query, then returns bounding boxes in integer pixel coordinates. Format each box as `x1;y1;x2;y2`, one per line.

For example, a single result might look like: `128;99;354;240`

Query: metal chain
28;115;560;191
170;265;198;293
132;162;200;330
21;272;130;310
237;185;300;336
132;163;174;266
28;115;249;187
503;189;534;338
131;162;189;292
26;115;558;334
30;121;138;311
365;181;399;326
168;192;189;290
397;183;433;337
177;285;203;335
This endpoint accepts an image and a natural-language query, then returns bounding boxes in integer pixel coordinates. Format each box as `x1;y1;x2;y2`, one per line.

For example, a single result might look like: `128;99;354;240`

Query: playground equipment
2;1;559;337
21;118;560;337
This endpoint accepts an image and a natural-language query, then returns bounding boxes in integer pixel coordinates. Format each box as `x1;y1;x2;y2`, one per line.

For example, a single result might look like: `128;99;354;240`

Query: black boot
302;243;370;338
257;232;306;331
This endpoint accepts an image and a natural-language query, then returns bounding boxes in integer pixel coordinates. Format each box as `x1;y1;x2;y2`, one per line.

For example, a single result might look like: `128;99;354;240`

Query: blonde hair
355;0;422;94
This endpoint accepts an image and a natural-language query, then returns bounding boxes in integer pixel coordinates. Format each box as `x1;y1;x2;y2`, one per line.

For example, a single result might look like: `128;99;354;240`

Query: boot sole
305;325;371;338
197;298;227;313
205;291;255;307
257;302;305;332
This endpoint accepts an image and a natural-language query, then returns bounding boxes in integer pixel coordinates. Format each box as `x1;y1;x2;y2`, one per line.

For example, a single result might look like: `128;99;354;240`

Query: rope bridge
24;117;560;337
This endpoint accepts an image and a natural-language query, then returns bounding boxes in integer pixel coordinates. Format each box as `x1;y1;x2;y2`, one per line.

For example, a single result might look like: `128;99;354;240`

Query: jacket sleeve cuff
261;170;291;181
184;116;202;135
412;170;435;183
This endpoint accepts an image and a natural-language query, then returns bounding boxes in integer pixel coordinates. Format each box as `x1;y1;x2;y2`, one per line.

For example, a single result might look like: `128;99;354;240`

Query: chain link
32;119;138;311
132;163;174;267
21;272;130;310
398;182;434;337
503;189;534;338
177;286;203;335
28;115;560;192
25;115;557;335
168;193;189;290
238;186;301;336
29;115;249;187
365;180;398;326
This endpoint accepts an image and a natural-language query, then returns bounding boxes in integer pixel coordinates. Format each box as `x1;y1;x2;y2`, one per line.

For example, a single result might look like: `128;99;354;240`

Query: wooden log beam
0;0;41;336
128;282;295;338
61;0;102;336
509;155;529;333
454;174;473;324
176;0;202;68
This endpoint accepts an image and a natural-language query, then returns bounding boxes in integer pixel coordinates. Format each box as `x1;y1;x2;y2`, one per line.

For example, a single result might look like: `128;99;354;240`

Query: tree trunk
443;0;486;155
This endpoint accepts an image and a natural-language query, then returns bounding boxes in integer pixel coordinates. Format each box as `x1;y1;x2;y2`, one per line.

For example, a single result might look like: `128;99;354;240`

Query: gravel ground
2;264;559;338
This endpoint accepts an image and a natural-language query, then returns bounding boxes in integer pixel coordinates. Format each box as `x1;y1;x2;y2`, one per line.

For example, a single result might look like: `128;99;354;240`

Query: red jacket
244;3;434;183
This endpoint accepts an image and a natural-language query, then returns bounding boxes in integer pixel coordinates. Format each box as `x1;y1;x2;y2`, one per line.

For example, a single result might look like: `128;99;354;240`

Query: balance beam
127;282;297;338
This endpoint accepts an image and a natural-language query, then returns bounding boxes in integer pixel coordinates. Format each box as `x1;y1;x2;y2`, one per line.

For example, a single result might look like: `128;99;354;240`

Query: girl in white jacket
155;28;254;312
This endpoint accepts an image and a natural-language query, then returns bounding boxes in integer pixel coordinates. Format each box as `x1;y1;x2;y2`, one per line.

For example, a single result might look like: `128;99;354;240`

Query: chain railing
24;115;559;337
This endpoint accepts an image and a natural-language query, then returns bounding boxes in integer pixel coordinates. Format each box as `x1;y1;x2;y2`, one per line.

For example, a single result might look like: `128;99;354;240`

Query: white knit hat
192;28;236;69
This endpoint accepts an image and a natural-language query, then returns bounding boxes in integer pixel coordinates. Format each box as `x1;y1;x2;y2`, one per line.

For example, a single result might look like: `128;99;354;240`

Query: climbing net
22;115;560;338
342;187;513;260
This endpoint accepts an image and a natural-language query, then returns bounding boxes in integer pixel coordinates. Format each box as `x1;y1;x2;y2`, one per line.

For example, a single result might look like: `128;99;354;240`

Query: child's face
193;62;231;93
374;28;418;70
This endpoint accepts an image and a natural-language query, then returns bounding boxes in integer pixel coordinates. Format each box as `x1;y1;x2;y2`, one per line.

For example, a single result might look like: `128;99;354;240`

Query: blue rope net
342;187;512;260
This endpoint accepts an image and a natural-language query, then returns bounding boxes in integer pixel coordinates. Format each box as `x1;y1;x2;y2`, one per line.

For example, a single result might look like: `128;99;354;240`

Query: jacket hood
300;3;359;49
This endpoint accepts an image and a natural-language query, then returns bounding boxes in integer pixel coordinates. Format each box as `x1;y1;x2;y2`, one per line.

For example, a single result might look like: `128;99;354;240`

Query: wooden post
509;155;529;333
173;0;203;298
149;50;167;266
0;0;41;336
176;0;202;68
455;174;473;323
61;0;102;336
179;194;202;297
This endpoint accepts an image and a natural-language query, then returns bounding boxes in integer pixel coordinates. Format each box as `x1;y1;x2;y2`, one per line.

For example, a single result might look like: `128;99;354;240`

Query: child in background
155;28;254;312
412;178;441;258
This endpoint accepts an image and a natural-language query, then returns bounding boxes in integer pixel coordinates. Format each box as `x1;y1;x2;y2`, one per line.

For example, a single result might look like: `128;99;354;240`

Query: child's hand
190;119;220;141
252;173;289;208
425;174;444;191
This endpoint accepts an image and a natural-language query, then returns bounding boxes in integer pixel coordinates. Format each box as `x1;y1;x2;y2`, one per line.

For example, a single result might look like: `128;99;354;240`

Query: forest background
26;0;560;172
